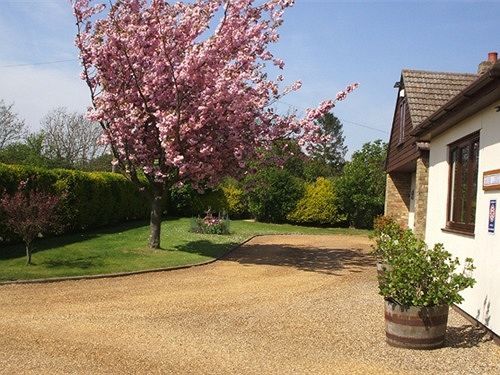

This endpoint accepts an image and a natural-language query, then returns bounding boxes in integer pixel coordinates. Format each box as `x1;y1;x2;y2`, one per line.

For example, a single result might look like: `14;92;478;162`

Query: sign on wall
489;200;496;234
483;169;500;191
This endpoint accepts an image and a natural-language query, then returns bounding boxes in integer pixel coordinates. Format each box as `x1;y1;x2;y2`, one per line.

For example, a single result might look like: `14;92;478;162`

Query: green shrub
195;189;228;215
244;167;304;223
168;184;228;217
220;178;248;218
371;215;406;262
287;177;344;225
378;228;476;307
167;184;196;216
0;163;149;243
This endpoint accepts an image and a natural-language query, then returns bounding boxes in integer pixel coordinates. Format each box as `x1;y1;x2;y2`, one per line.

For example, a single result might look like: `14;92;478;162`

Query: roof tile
402;69;478;127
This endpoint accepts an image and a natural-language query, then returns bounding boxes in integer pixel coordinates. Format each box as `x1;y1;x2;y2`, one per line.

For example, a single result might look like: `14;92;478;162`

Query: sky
0;0;498;158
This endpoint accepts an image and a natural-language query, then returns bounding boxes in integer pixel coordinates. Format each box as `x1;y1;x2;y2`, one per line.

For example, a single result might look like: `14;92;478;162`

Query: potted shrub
372;216;406;283
379;231;475;350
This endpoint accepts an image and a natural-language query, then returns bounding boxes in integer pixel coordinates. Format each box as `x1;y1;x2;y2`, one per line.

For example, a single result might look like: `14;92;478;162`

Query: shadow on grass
176;240;375;275
174;240;240;259
0;220;149;261
43;255;105;269
446;324;493;348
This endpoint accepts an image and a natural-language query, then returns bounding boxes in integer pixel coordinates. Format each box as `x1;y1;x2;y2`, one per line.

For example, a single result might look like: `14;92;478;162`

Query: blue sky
0;0;498;157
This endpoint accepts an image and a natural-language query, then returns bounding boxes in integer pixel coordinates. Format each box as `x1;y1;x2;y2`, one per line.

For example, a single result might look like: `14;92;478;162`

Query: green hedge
166;178;250;219
167;184;228;217
0;162;365;244
0;163;149;243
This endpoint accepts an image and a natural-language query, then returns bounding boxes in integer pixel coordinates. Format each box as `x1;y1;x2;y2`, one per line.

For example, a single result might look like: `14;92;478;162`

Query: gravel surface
0;235;498;375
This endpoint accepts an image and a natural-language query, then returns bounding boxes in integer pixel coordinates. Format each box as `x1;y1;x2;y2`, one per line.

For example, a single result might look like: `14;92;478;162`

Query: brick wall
384;172;411;228
413;153;429;238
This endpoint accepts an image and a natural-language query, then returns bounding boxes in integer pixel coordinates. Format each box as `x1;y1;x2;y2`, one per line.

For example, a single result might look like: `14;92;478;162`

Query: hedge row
0;163;150;242
0;163;349;244
166;180;248;219
167;171;347;227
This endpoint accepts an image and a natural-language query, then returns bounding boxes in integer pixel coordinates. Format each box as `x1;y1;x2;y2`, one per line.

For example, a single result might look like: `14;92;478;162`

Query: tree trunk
25;242;32;265
149;185;164;249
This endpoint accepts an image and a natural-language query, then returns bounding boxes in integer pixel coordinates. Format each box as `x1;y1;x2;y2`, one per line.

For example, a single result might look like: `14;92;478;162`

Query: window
398;100;406;144
447;132;480;234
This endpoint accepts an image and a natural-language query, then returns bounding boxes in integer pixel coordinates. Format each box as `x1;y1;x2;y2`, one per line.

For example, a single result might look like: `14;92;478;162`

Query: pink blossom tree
73;0;358;248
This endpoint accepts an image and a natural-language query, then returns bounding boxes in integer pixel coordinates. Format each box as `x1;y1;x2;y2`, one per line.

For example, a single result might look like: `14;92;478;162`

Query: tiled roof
402;70;478;127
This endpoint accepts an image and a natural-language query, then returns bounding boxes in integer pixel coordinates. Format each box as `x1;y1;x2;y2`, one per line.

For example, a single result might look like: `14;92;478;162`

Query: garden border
0;235;261;286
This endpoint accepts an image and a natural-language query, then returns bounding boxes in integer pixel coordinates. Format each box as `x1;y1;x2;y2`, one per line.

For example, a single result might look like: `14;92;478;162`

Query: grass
0;218;370;281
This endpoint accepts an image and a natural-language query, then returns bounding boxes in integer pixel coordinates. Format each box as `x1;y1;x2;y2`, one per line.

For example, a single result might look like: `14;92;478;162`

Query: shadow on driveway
446;324;493;348
224;242;376;275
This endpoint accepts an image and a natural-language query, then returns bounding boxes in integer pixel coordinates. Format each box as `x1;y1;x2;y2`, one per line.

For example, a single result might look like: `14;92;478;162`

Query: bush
168;184;228;217
220;178;248;218
195;189;228;216
244;167;304;223
371;215;406;262
287;177;344;225
0;181;64;264
378;227;476;307
0;163;149;243
168;184;197;216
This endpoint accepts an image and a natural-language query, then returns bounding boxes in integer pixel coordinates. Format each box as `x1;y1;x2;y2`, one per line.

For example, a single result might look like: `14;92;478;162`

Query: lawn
0;218;370;281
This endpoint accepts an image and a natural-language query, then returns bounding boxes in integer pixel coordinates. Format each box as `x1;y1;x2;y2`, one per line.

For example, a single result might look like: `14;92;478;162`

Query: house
385;52;500;340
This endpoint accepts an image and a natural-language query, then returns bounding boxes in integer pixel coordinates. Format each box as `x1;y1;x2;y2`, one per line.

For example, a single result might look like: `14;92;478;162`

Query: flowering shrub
190;209;230;235
0;180;64;264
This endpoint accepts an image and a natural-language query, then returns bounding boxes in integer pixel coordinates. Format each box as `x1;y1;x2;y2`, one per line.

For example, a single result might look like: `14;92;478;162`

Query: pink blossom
72;0;358;189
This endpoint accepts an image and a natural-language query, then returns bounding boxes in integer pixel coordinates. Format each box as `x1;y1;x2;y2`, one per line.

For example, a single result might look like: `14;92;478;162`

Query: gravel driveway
0;235;498;374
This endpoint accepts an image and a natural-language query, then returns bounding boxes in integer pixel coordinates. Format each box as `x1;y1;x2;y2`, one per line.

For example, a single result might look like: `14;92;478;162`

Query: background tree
73;0;358;248
335;139;387;229
0;133;49;168
308;112;347;178
251;139;307;179
0;181;63;265
40;108;107;169
0;100;27;149
83;153;115;172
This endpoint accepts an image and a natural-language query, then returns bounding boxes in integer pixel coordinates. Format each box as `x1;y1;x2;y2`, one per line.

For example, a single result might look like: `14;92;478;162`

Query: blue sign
488;200;496;234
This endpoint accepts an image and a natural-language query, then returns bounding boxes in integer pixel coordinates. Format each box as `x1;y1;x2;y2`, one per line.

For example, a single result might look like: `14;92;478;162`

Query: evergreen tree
309;112;347;177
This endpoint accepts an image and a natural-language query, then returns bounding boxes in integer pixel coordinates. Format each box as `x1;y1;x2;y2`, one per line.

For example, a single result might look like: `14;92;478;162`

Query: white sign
483;170;500;191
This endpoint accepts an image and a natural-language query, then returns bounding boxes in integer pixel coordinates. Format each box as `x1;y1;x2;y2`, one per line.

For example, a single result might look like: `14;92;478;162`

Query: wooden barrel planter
384;299;449;350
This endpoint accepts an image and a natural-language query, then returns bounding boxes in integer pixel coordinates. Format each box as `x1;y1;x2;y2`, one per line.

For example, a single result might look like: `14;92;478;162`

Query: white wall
426;100;500;335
